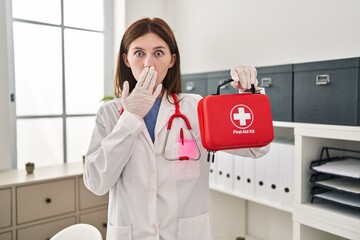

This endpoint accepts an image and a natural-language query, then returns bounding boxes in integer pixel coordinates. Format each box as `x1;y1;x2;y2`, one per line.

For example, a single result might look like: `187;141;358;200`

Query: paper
315;178;360;194
312;158;360;179
314;191;360;209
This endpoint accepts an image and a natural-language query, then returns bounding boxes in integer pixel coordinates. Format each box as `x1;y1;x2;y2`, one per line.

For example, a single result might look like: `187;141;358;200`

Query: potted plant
25;162;35;174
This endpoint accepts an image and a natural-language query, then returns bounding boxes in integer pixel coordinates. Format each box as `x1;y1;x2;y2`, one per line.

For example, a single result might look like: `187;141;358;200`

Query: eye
135;50;144;57
154;50;163;57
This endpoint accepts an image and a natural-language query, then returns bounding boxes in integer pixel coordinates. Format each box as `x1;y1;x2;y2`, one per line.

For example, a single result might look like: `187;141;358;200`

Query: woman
83;17;269;240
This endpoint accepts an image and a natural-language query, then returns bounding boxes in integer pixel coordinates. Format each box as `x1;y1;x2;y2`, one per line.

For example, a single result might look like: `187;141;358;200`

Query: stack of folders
309;147;360;209
211;141;295;208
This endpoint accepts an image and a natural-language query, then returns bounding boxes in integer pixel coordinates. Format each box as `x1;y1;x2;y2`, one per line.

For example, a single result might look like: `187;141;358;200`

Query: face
123;32;176;89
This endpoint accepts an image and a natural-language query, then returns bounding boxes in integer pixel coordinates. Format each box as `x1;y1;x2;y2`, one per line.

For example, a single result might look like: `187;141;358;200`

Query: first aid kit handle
215;79;256;95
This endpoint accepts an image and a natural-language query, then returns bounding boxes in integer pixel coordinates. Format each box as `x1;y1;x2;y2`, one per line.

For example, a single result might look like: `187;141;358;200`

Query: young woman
83;17;270;240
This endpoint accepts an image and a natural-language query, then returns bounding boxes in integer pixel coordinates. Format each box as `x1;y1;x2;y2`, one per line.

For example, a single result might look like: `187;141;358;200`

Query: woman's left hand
230;65;258;92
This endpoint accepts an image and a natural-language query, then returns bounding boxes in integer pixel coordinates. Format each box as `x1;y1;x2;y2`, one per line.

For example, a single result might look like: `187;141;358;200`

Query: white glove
230;65;259;92
121;66;163;118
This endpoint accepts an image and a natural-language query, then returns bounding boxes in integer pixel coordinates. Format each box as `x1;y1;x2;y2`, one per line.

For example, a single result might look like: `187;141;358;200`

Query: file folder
280;142;295;208
255;154;267;199
266;142;281;203
216;151;234;191
233;155;245;194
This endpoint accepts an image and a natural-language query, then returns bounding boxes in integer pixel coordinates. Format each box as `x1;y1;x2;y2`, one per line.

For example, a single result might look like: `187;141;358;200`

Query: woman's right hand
121;66;163;118
230;65;259;92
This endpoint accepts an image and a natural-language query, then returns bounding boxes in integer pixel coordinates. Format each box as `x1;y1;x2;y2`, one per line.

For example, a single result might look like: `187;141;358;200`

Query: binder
233;155;245;194
243;156;255;196
209;160;217;187
266;142;281;204
280;142;295;208
216;151;234;191
254;154;267;199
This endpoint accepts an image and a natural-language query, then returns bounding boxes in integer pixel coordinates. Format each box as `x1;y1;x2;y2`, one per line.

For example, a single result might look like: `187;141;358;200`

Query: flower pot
26;165;34;174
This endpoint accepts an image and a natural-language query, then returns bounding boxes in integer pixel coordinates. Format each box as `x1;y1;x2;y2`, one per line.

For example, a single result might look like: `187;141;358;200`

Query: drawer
0;231;12;240
17;216;75;240
294;57;360;125
207;70;236;95
79;177;108;210
16;178;76;224
0;188;12;228
80;208;107;239
182;73;207;97
257;64;293;122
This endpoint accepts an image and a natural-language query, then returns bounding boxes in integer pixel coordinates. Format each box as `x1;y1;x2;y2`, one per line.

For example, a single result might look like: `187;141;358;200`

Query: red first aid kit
197;79;274;162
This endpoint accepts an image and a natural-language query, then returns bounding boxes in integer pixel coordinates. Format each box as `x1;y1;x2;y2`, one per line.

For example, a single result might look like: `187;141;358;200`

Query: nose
144;55;154;68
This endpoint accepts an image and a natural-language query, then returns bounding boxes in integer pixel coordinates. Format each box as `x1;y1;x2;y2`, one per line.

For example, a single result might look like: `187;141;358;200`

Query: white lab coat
83;92;270;240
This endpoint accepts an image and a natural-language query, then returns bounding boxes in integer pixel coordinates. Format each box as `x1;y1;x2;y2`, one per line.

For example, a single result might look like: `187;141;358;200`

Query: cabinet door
0;231;12;240
0;188;11;228
80;209;107;239
182;73;207;97
17;217;75;240
16;178;76;224
79;177;108;210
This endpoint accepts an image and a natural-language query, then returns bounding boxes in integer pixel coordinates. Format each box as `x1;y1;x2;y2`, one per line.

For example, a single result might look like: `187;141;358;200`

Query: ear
122;53;131;68
169;54;176;68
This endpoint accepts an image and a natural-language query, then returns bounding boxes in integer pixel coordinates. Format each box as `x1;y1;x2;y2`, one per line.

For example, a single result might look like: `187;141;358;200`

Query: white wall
1;0;359;170
123;0;360;73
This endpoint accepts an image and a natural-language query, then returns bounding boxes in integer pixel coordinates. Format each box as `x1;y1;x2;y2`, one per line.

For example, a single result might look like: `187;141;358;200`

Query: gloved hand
230;65;259;92
121;66;163;118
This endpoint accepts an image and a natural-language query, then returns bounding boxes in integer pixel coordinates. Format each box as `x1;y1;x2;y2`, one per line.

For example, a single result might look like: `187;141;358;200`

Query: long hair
114;18;182;98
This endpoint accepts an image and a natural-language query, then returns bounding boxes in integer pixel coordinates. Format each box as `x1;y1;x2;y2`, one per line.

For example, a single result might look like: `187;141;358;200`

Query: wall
1;0;360;170
123;0;360;74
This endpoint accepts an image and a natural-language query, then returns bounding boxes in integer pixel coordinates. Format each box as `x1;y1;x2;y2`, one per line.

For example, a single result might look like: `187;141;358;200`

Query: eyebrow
130;46;167;51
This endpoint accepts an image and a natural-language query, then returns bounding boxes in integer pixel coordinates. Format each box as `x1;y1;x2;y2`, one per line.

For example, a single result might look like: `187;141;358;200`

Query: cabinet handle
316;74;330;85
102;223;107;228
260;77;272;87
45;197;52;204
185;81;195;91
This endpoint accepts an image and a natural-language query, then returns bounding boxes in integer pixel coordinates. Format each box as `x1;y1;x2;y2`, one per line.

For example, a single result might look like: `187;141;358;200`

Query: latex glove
230;65;259;92
121;66;163;118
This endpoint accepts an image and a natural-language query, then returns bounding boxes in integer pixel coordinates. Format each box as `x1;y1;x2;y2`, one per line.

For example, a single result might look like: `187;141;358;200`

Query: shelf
210;185;293;213
294;203;360;239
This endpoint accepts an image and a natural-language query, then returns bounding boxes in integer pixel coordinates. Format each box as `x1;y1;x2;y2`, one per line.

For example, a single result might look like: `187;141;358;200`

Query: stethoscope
118;93;201;161
162;93;201;161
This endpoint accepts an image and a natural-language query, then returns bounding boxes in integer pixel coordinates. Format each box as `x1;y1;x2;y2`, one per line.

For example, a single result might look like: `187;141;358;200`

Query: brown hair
114;18;182;98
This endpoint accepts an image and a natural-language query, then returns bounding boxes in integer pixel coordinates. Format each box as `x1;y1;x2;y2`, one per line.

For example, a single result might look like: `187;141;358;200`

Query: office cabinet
293;57;360;126
0;164;108;240
79;209;108;238
182;73;207;97
16;179;76;224
0;189;11;229
210;122;360;240
257;64;293;122
17;217;76;240
207;70;236;95
0;231;11;240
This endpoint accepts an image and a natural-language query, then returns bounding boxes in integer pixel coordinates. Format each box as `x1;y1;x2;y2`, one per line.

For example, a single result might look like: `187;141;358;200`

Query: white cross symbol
233;107;251;126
